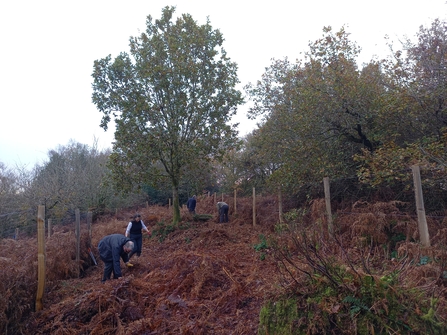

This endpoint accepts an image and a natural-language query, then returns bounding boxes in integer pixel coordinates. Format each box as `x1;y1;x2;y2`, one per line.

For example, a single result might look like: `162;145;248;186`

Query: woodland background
4;18;447;236
2;12;447;334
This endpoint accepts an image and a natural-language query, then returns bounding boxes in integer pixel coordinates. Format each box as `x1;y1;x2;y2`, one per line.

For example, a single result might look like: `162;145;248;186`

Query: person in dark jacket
98;234;134;282
125;213;150;264
217;201;229;223
187;195;197;215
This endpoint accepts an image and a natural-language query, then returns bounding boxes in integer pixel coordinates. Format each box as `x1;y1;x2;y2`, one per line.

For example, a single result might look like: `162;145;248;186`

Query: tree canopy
243;21;447;200
92;6;243;224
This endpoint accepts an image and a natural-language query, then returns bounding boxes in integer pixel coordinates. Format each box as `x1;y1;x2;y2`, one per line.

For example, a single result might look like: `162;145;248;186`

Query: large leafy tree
92;6;243;224
356;19;447;192
397;18;447;137
298;27;389;158
245;27;394;194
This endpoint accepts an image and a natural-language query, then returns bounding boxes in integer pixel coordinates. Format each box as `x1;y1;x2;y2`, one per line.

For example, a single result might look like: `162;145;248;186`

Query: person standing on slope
187;195;197;215
125;213;151;265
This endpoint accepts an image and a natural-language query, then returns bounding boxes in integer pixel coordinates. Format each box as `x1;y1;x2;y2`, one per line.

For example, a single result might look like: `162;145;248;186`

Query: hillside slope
24;195;281;334
4;195;447;334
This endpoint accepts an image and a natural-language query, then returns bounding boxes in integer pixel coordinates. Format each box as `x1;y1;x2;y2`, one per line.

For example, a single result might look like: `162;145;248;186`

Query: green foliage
231;132;280;194
274;222;289;234
258;298;298;335
142;184;171;205
151;220;176;242
283;208;307;223
253;234;268;252
253;234;269;261
241;19;447;202
419;256;431;265
245;26;387;192
261;267;446;334
92;6;243;225
351;19;447;202
343;295;369;316
354;130;447;210
179;222;191;230
264;232;447;334
192;214;213;222
355;135;447;188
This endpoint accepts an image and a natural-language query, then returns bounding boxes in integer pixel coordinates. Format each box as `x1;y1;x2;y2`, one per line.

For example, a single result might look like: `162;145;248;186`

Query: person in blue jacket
98;234;134;282
125;213;151;264
187;195;197;215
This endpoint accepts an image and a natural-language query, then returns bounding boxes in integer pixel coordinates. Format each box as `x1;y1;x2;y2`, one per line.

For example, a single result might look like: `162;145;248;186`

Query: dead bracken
2;195;447;334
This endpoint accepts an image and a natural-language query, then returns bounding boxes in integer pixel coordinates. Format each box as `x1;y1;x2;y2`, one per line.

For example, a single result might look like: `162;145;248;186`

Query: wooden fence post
221;193;224;201
278;187;283;224
87;211;92;248
75;209;81;278
36;205;46;311
47;219;52;239
411;165;430;247
15;228;19;240
234;188;237;215
253;187;256;226
323;177;334;236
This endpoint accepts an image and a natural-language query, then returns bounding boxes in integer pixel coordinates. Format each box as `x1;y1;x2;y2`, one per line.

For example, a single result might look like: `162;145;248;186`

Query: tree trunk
172;186;180;225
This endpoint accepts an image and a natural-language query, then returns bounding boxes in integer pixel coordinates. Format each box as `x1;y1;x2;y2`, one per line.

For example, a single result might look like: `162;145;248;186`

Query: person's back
98;234;128;261
216;201;227;209
98;234;134;282
216;202;229;223
187;195;197;214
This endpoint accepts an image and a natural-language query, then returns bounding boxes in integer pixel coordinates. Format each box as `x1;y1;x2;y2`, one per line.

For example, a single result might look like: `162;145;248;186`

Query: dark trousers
129;233;142;259
101;259;116;281
219;205;229;223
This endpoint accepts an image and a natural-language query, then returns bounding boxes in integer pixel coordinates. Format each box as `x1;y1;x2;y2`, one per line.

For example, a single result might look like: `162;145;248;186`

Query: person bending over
98;234;134;283
217;201;229;223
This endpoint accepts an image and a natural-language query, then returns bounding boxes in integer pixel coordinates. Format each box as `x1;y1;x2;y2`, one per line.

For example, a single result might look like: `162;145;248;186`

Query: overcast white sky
1;0;446;168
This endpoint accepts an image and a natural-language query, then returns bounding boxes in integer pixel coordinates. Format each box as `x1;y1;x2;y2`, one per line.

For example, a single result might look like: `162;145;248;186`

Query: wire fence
0;208;35;239
0;200;156;240
2;164;447;240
